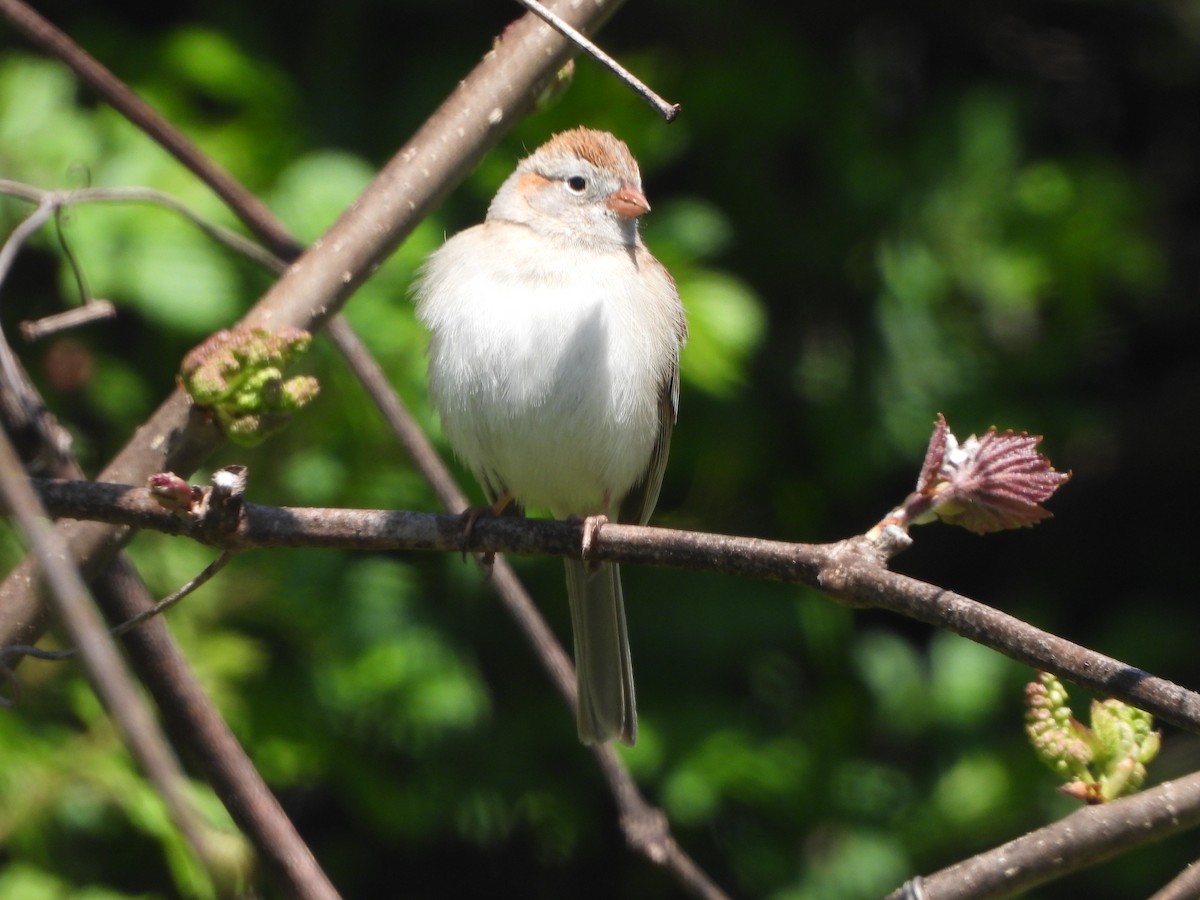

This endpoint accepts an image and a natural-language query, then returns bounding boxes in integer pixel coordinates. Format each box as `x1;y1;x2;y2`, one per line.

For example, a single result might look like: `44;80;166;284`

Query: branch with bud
871;413;1071;539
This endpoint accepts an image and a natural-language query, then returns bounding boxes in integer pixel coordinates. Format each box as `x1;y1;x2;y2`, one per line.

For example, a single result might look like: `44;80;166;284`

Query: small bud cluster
1025;671;1160;804
179;326;319;446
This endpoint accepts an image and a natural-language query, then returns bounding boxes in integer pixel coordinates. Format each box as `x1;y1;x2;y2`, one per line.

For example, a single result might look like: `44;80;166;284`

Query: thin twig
516;0;681;121
0;197;72;469
20;300;117;341
54;203;93;305
116;550;235;636
0;549;233;706
0;192;56;287
0;181;287;275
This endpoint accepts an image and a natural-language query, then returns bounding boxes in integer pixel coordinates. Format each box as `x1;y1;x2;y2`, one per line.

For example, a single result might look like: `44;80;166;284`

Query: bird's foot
460;490;513;565
574;513;609;574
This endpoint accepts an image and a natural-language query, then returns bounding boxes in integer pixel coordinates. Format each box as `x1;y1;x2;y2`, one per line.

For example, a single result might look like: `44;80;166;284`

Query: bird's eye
566;175;587;193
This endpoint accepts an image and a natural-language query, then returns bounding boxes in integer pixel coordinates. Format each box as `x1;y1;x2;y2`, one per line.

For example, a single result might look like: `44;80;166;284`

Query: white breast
415;222;678;516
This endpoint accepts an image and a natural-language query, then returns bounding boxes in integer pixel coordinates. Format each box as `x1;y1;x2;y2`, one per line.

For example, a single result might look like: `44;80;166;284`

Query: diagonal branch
0;422;225;884
885;768;1200;899
0;550;232;686
516;0;681;120
1149;857;1200;900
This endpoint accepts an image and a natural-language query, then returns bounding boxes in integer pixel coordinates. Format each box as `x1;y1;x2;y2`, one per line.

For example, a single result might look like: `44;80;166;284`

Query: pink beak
607;184;650;218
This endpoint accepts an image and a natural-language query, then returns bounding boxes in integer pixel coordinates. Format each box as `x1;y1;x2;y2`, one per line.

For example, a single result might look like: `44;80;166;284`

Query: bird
414;127;687;745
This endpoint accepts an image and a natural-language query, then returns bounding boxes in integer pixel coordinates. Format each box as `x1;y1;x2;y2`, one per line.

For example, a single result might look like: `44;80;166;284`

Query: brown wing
618;360;680;527
619;254;686;526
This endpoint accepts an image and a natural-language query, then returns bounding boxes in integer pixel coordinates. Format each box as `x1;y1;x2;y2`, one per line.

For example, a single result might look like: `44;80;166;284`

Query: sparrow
415;127;687;744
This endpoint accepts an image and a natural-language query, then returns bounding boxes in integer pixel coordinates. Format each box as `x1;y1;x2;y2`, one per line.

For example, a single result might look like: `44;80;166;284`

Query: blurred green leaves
678;270;765;396
0;676;245;900
664;731;813;824
312;558;490;751
269;151;376;243
645;198;767;396
872;89;1164;450
0;56;102;185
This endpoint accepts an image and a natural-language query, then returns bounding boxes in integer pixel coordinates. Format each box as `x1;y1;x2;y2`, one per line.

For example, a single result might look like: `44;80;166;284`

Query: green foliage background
3;2;1199;897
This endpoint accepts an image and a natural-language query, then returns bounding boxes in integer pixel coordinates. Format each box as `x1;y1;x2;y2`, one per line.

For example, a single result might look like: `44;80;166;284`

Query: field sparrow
414;128;687;745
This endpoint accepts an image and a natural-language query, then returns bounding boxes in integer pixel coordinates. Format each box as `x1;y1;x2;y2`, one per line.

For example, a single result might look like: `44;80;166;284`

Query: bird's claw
579;513;609;573
459;490;513;564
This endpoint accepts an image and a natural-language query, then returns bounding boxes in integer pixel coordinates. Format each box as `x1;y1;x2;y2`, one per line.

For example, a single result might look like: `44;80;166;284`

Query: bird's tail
564;559;637;745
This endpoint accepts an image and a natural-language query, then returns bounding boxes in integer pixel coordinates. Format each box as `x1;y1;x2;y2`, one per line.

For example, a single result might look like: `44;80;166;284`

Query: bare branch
0;197;78;472
0;181;287;275
0;190;56;287
111;550;235;639
885;769;1200;899
0;550;233;689
25;476;1200;738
